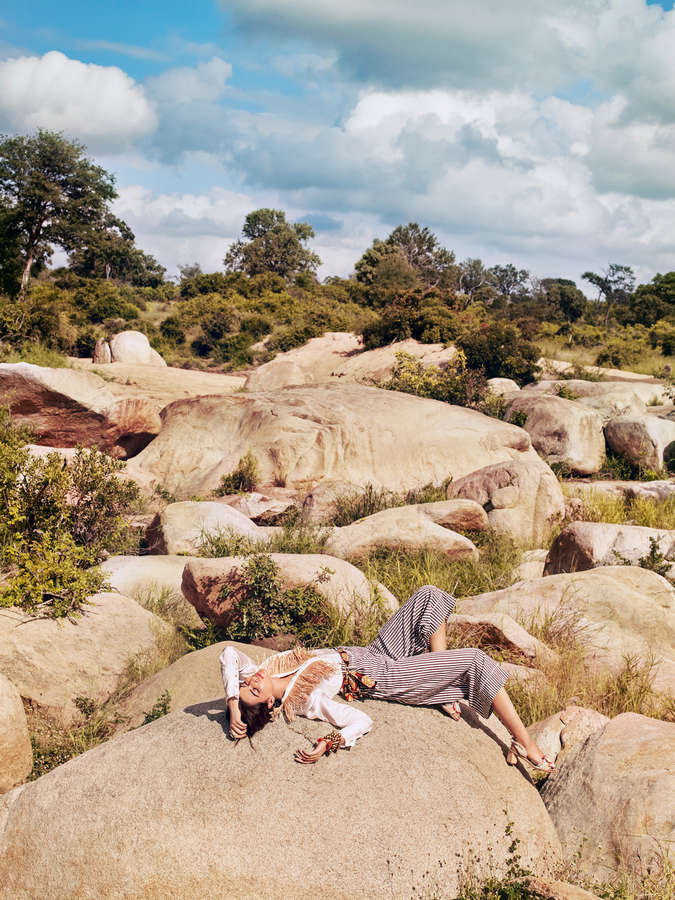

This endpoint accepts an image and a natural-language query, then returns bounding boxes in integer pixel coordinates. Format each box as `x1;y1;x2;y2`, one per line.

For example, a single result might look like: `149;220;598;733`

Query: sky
1;1;675;286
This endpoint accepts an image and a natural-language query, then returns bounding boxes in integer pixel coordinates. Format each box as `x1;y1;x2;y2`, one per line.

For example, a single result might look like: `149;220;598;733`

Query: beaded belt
336;648;376;701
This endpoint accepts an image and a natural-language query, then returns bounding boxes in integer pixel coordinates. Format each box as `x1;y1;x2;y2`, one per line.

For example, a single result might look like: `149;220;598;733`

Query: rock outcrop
0;363;161;458
0;689;560;899
0;594;173;723
109;330;167;366
545;521;675;576
324;503;483;560
0;673;32;793
244;333;456;390
505;394;605;475
462;567;675;693
541;713;675;878
147;501;262;555
446;458;565;545
128;383;537;498
182;554;398;624
604;414;675;472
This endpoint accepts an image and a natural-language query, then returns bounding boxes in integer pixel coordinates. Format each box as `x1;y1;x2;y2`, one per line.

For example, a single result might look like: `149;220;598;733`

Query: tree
622;271;675;326
457;258;490;304
0;131;117;297
355;223;457;294
489;263;530;299
68;214;165;287
224;208;321;281
582;264;635;327
541;278;586;323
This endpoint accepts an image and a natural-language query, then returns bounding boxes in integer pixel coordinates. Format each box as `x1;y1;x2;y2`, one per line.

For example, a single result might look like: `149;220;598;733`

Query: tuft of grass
198;513;331;558
599;450;666;482
117;623;190;695
327;480;451;527
564;489;675;529
26;697;115;781
357;533;524;605
141;689;172;726
133;583;203;628
216;449;259;495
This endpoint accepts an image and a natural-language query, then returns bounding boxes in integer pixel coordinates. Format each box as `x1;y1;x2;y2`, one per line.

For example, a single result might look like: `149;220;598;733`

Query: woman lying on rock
220;585;555;772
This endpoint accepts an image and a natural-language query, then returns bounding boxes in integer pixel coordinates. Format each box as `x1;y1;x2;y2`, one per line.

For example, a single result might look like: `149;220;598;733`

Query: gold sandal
507;740;556;773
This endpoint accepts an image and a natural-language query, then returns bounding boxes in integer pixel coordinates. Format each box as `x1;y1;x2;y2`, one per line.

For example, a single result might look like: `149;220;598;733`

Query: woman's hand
294;740;329;765
228;699;247;739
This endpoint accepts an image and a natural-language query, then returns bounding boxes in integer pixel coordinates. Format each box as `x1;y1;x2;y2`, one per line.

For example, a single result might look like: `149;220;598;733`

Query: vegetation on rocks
216;449;260;495
327;479;451;527
0;407;140;616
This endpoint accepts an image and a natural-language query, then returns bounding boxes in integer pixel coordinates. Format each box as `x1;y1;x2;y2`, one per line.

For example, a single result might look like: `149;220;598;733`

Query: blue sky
1;1;675;284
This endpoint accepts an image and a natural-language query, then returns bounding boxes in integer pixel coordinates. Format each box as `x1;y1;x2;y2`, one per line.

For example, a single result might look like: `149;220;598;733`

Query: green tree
355;223;457;297
489;263;530;299
224;208;321;280
543;279;586;322
68;214;165;287
0;131;117;297
582;263;635;327
622;271;675;326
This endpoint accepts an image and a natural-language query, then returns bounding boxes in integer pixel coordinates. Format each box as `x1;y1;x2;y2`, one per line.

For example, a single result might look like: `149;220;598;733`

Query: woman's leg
492;689;550;766
368;585;456;660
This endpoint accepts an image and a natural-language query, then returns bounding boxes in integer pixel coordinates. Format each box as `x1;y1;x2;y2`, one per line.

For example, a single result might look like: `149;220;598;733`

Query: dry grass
508;597;675;726
538;337;675;377
563;488;675;529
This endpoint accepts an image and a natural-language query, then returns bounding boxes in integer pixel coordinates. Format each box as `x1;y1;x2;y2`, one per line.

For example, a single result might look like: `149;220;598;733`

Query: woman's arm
297;693;373;757
219;645;257;701
219;646;257;739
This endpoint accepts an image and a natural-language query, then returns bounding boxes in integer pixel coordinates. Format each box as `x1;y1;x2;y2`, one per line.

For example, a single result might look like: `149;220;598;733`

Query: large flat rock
71;358;245;407
0;363;161;458
0;687;560;898
127;383;535;498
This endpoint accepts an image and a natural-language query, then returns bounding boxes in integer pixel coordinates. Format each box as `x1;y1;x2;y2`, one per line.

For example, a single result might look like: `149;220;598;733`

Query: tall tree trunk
19;252;34;299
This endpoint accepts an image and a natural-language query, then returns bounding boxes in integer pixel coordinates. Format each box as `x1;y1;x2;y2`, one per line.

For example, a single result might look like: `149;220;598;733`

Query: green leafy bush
216;450;259;495
0;410;140;617
455;320;539;383
221;554;333;645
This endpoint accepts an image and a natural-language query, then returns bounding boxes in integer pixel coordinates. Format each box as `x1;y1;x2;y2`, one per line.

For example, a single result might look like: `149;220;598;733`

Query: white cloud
223;0;675;124
146;57;232;104
0;51;157;151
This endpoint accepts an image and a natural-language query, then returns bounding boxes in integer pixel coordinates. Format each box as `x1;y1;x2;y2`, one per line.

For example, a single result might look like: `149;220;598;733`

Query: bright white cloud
0;51;157;150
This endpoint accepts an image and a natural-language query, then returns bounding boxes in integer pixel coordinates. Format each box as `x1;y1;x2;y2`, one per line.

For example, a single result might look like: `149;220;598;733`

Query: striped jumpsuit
343;584;509;719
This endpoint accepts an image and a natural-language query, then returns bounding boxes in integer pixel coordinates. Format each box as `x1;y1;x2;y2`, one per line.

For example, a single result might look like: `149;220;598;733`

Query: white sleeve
307;693;373;748
219;645;257;701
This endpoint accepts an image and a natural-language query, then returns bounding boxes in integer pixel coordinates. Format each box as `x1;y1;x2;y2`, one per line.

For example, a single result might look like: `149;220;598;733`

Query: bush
455;320;539;383
0;410;140;617
221;554;333;645
216;450;259;495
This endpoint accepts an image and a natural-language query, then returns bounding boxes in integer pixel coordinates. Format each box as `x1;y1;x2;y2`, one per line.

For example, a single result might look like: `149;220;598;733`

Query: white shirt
220;645;373;747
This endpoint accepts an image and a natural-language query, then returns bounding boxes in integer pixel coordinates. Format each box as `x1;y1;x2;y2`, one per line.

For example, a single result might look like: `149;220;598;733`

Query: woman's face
239;670;275;708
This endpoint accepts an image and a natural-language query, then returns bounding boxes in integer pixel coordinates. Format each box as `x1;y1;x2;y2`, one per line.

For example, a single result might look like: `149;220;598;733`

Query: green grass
198;515;332;558
563;489;675;529
356;533;524;605
0;341;71;367
509;597;675;726
538;336;675;378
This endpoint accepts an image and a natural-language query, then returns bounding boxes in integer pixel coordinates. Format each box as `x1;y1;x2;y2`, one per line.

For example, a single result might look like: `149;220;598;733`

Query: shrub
455;320;539;383
1;532;107;617
221;554;333;645
216;450;259;495
0;411;140;617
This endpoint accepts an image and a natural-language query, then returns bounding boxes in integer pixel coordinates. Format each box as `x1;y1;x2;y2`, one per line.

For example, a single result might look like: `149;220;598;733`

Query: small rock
109;331;167;367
